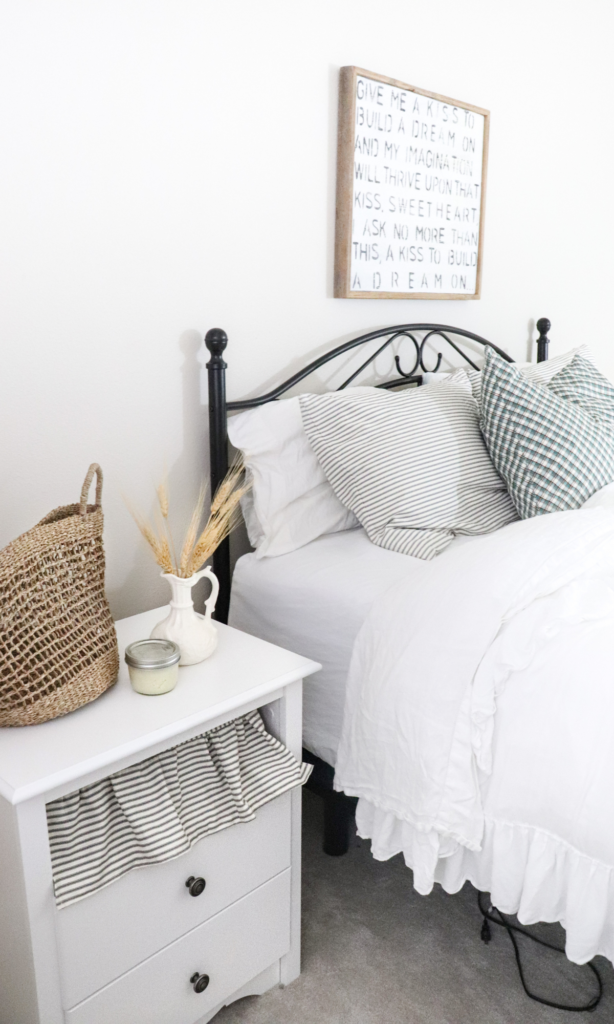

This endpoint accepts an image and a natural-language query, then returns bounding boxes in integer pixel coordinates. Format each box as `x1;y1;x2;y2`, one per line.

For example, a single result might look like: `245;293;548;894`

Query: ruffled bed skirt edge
356;798;614;966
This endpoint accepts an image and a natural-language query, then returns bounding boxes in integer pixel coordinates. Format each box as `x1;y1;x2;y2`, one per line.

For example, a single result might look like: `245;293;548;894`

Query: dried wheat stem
179;484;206;576
187;481;249;576
126;503;174;573
157;477;169;519
156;474;180;572
126;458;249;579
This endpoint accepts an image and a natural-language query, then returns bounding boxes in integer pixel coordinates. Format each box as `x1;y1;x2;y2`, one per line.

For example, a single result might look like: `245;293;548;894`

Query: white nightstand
0;609;319;1024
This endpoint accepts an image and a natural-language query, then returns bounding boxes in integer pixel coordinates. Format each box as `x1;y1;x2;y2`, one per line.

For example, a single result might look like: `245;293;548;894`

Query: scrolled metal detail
339;330;421;389
418;330;480;374
390;333;421;379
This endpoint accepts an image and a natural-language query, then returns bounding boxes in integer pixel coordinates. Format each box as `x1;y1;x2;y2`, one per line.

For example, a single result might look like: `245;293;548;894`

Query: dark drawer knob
186;875;206;897
190;972;210;994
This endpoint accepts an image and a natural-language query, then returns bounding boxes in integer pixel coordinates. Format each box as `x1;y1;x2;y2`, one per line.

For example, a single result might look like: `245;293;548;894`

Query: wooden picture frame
334;66;490;300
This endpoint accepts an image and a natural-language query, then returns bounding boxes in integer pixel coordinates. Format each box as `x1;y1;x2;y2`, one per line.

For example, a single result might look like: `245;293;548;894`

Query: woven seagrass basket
0;464;119;726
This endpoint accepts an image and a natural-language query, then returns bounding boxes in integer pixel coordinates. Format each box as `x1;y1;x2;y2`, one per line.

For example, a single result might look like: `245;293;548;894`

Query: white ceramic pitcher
150;567;219;666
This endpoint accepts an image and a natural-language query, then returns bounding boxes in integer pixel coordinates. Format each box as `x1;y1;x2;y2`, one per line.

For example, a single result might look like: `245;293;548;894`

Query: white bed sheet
230;527;471;766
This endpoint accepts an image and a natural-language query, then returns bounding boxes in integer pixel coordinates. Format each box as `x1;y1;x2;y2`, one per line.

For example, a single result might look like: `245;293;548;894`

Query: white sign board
334;67;489;300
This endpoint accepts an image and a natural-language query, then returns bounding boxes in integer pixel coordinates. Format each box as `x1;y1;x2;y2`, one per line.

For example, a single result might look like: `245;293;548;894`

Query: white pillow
424;346;595;400
520;344;595;381
227;397;359;559
299;372;518;561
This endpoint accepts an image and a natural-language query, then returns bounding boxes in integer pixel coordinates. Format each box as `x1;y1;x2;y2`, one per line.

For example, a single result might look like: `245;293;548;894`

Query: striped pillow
299;373;518;560
480;349;614;519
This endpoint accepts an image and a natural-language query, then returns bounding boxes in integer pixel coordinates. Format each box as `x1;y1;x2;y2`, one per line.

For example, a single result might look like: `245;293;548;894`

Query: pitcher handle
194;567;219;620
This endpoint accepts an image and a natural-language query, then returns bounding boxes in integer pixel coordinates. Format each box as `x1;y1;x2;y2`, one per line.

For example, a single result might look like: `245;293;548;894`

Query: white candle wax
128;663;179;695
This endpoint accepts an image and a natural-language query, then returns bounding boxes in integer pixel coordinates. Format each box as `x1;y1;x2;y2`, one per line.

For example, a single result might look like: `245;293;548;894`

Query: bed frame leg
323;790;356;856
303;750;356;856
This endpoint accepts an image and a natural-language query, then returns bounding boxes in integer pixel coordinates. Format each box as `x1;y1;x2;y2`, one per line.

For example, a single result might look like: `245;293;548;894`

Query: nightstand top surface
0;609;319;805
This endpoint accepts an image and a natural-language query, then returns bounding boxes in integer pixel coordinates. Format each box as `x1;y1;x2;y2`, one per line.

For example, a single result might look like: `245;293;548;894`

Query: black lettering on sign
362;219;387;237
354;192;382;211
355;136;379;156
416;225;445;243
448;249;478;267
384;141;400;160
451;229;478;246
352;242;379;261
357;79;384;105
355;162;381;184
451;274;468;289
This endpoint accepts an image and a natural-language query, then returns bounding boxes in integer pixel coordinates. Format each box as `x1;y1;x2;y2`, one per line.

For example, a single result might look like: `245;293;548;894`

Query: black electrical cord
477;892;603;1012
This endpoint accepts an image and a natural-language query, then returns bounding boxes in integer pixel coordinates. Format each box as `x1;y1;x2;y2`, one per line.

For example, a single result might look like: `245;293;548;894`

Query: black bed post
536;318;550;363
205;328;231;624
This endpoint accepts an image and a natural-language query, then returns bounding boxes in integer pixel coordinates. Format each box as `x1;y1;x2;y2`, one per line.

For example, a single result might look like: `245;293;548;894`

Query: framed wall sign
334;66;489;300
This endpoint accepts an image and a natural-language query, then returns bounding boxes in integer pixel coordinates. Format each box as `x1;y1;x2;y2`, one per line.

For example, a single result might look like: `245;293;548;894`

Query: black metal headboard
205;317;552;622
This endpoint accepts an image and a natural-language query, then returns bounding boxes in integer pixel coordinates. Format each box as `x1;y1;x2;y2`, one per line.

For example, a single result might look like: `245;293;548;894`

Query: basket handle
80;464;103;515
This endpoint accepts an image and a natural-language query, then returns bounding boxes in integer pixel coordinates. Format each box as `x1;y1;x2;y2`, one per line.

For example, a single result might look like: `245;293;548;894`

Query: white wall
1;0;612;618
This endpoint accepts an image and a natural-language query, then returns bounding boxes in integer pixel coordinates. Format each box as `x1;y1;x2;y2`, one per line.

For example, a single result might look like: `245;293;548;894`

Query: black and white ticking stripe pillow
299;374;518;560
480;349;614;519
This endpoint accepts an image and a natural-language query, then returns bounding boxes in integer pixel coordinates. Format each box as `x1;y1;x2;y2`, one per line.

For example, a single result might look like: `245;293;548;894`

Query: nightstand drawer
65;869;291;1024
57;791;291;1009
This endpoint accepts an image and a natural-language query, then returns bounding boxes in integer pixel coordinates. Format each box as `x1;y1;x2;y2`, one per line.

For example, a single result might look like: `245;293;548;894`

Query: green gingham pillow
480;349;614;519
547;354;614;428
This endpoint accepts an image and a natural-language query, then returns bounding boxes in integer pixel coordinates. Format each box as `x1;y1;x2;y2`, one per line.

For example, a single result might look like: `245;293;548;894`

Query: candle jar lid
125;639;181;670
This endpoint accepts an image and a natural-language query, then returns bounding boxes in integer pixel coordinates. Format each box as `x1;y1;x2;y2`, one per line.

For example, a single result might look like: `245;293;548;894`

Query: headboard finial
536;318;551;363
205;328;228;363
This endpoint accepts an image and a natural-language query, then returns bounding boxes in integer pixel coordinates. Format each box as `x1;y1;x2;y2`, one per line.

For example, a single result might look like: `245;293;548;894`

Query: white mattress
230;528;451;765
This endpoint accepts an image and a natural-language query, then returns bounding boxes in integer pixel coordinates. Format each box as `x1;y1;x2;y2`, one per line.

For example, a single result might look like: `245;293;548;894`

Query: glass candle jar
125;639;181;695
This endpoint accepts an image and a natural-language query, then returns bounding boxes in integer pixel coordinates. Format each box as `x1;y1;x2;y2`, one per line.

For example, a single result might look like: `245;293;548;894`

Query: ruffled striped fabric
47;710;311;908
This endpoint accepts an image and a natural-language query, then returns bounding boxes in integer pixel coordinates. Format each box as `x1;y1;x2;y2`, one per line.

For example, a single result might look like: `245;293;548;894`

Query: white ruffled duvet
334;493;614;964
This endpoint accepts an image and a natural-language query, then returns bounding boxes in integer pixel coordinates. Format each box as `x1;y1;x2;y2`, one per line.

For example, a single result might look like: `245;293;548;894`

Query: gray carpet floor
213;790;613;1024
